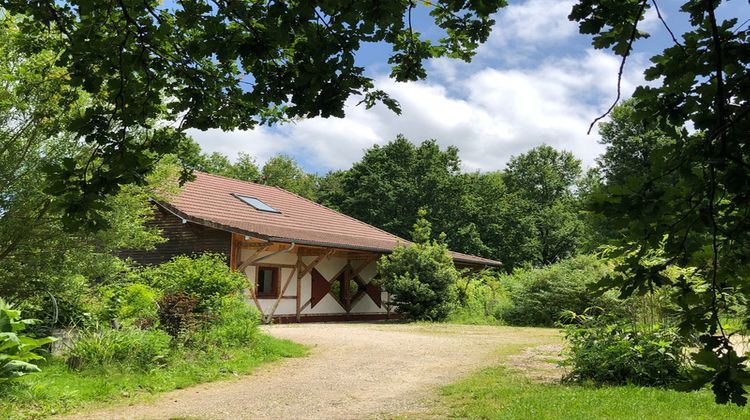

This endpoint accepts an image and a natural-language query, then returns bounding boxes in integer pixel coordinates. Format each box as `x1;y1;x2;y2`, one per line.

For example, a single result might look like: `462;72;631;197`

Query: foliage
333;136;464;244
156;292;200;339
378;210;459;321
0;21;180;324
1;334;306;419
561;310;687;388
65;327;172;371
260;155;320;200
449;273;511;325
100;283;161;329
0;299;56;382
502;145;586;266
194;295;261;348
136;253;245;310
315;170;348;211
0;19;167;319
500;255;618;327
325;138;588;270
570;1;750;404
323;136;500;263
1;1;505;227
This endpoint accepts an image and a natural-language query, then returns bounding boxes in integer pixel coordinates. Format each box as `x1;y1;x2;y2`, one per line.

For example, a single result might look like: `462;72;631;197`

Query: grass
436;344;750;419
439;366;750;419
0;333;307;419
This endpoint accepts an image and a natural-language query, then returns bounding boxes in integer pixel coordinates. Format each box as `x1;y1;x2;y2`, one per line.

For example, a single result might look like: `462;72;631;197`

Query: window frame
255;266;280;298
232;193;281;213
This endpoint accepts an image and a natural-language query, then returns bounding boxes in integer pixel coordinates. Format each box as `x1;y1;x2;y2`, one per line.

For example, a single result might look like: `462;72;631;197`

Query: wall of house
239;248;388;319
120;207;232;265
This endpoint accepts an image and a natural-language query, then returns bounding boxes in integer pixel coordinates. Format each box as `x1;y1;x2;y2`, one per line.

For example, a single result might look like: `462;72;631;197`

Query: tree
570;1;750;404
325;138;585;270
0;1;506;227
261;155;318;200
316;170;347;211
378;209;459;321
596;100;675;186
336;135;464;245
503;145;586;266
0;20;179;325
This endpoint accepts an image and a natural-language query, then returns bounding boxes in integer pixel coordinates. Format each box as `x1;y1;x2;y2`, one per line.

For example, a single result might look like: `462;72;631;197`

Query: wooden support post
265;265;297;323
343;261;351;313
248;285;262;312
291;252;331;322
230;235;238;270
295;257;302;322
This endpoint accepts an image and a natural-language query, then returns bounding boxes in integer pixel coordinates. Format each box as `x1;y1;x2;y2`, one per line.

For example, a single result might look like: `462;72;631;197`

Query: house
124;172;502;323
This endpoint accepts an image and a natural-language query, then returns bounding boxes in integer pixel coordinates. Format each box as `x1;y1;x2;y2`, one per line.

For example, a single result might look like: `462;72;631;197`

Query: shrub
500;255;620;327
449;274;511;324
561;309;687;387
100;283;161;328
378;210;459;321
66;327;172;370
0;299;56;383
157;292;200;338
195;295;260;348
137;253;245;310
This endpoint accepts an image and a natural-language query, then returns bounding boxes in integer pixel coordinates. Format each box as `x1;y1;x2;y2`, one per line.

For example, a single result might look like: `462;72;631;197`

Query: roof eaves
150;200;272;241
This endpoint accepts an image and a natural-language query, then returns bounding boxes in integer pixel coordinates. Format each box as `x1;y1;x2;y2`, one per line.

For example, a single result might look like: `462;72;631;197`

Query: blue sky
189;0;750;174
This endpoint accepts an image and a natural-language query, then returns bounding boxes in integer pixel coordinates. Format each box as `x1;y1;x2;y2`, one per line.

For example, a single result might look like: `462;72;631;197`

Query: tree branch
587;0;649;135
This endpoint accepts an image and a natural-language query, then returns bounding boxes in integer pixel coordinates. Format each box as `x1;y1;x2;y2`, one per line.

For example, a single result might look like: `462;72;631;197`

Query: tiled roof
156;171;502;268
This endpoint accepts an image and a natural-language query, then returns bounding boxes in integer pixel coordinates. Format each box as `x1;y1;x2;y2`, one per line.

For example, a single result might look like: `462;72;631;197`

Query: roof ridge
194;170;280;192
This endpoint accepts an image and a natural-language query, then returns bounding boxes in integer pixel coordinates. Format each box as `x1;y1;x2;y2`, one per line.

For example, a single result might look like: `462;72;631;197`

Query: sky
188;0;750;174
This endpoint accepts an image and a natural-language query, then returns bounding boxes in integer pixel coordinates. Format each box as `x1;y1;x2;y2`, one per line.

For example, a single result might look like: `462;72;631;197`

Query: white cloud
487;0;578;47
189;48;646;173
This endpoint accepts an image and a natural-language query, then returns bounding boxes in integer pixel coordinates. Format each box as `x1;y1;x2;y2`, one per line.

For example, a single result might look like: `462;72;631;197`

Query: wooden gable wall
120;206;232;266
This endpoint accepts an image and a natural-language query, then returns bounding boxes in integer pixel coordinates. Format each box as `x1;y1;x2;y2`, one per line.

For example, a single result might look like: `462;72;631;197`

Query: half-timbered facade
125;172;502;323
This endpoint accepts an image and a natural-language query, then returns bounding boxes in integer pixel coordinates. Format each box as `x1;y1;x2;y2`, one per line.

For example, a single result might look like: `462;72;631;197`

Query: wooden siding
121;206;232;266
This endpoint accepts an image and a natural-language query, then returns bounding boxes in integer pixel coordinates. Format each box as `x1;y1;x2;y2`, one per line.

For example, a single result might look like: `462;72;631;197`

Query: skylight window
232;194;281;213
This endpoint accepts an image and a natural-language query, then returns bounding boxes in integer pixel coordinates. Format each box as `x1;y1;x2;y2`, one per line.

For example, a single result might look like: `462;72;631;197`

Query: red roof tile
157;171;502;268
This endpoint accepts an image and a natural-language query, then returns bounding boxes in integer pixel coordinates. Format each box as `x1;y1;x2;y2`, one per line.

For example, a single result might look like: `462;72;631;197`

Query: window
256;266;278;298
233;194;281;213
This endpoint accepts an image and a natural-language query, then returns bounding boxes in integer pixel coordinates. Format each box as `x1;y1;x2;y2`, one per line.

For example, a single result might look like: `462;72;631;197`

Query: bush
449;274;511;324
195;295;260;348
157;292;200;338
378;210;459;321
561;310;687;387
100;283;161;328
137;253;245;310
0;299;56;383
66;327;172;371
500;255;620;327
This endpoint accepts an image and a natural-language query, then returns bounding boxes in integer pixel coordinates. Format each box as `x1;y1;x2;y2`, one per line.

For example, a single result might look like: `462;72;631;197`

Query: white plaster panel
314;257;347;280
303;293;346;314
256;298;296;315
350;295;385;313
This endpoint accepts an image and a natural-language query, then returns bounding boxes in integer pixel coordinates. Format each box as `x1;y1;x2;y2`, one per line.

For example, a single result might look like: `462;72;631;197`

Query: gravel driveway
72;323;559;419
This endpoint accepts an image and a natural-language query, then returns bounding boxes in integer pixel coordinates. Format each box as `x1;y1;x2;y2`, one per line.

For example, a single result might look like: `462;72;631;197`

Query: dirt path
71;323;559;419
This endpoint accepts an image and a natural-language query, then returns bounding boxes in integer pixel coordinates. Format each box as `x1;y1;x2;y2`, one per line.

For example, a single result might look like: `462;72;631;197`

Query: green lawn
439;361;750;419
0;333;306;419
